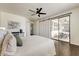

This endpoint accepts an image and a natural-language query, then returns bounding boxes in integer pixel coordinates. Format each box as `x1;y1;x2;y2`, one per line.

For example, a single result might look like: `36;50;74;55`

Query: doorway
31;23;34;35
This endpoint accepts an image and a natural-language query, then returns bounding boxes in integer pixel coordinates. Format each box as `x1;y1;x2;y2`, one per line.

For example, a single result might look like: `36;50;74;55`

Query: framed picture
8;21;20;29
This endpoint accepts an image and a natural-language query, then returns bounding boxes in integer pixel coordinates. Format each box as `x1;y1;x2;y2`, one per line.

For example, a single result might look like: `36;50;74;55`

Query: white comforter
15;35;56;56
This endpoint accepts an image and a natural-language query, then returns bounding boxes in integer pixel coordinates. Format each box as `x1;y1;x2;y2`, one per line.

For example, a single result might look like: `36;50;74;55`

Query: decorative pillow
1;32;16;56
0;29;6;45
0;29;7;54
14;35;23;46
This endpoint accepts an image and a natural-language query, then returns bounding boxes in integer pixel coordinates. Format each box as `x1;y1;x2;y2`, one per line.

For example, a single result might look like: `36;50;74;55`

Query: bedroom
0;3;79;56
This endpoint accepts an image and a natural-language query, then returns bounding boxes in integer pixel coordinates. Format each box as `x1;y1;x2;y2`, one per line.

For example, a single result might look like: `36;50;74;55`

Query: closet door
59;16;70;42
39;20;50;38
51;19;59;40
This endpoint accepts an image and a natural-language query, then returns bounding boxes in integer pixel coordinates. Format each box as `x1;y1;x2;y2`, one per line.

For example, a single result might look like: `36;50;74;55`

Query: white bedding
15;35;56;56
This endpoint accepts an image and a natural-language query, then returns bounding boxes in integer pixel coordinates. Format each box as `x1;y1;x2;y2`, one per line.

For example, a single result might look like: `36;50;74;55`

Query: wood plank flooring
54;40;79;56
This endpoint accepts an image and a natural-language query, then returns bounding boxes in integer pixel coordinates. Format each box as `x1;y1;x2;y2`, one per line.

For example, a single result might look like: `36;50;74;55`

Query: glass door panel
51;19;59;40
59;16;70;42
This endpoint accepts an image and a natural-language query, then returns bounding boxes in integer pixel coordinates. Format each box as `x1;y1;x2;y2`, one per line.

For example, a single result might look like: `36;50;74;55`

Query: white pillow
0;29;7;55
1;32;16;56
0;29;7;45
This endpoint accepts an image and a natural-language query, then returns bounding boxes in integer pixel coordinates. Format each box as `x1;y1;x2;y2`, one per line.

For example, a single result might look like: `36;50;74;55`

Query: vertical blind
39;20;50;38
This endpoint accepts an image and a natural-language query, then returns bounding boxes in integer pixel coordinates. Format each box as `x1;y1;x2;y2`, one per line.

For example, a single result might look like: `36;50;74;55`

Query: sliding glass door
59;16;70;42
51;19;59;40
51;16;70;42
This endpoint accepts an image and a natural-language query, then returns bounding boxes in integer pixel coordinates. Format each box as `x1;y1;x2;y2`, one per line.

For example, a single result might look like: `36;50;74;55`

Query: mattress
15;35;56;56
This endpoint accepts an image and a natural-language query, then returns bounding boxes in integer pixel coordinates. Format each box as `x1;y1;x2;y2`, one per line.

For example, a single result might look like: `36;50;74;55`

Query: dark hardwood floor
54;40;79;56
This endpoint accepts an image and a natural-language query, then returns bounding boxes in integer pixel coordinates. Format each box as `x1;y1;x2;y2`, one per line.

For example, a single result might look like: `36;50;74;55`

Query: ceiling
0;3;79;21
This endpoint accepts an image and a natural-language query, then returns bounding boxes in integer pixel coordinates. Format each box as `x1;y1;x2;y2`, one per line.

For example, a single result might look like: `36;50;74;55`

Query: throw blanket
0;31;16;56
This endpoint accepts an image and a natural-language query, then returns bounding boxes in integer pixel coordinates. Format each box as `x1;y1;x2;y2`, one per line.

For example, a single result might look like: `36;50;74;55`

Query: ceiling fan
29;8;46;17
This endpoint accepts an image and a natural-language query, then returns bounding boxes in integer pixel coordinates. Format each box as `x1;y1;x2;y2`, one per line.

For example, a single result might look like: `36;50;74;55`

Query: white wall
70;7;79;45
0;12;31;37
34;7;79;46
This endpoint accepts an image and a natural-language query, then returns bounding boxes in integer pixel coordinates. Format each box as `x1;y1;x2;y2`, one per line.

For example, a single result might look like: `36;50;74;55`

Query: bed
15;35;56;56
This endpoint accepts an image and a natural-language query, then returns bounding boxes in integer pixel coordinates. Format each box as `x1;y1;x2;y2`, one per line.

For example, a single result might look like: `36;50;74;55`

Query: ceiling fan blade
38;14;40;17
39;13;46;15
36;8;42;13
29;9;36;13
36;8;39;10
39;8;42;12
